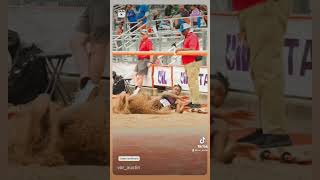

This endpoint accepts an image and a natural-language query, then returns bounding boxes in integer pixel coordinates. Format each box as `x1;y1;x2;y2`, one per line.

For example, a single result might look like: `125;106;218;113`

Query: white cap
179;23;191;32
140;29;148;35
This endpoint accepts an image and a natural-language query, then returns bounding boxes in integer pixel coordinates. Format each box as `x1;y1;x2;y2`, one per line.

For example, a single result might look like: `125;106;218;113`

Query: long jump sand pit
112;112;209;175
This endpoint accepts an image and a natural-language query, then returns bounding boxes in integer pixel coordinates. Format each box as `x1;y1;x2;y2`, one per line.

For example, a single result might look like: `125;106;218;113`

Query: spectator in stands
200;5;208;26
233;0;292;148
116;22;124;36
163;5;178;30
164;5;179;18
164;5;174;18
126;5;137;32
175;23;201;109
152;9;161;31
190;5;201;28
70;0;108;104
116;22;124;47
136;4;150;29
133;29;154;95
174;5;191;29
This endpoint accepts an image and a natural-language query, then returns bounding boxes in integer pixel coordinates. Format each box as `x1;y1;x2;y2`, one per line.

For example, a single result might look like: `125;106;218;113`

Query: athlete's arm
160;91;181;100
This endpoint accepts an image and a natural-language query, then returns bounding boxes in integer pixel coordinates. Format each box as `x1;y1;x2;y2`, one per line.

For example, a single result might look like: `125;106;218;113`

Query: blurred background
211;0;311;15
9;0;311;14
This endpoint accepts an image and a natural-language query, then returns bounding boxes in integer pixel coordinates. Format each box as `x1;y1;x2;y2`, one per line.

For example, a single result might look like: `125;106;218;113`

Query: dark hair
212;72;230;96
173;84;182;92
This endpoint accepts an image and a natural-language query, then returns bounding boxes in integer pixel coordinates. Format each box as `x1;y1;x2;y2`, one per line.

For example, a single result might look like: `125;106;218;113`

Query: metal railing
112;29;208;66
113;15;208;50
113;21;145;51
123;15;208;30
112;14;208;67
113;28;207;50
113;5;125;12
124;15;207;24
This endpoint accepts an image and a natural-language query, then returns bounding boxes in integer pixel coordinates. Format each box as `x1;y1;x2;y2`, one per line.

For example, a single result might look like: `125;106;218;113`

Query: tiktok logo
200;137;206;144
193;137;208;152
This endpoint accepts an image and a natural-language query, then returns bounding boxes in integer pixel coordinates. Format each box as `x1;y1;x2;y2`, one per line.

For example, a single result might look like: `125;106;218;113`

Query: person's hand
176;99;184;104
221;110;255;127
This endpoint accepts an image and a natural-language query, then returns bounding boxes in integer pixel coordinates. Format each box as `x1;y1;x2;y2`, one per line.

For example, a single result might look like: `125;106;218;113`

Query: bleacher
112;5;209;66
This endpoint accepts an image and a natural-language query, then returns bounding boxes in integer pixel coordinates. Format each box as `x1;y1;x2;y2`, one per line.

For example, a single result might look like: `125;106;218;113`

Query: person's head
140;29;149;40
152;9;159;16
179;23;191;36
200;5;207;11
172;84;182;95
179;5;185;12
127;5;134;10
212;72;230;108
190;5;196;10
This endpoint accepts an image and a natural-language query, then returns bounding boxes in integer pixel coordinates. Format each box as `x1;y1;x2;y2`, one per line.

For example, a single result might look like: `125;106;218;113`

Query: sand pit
8;93;311;179
111;110;210;175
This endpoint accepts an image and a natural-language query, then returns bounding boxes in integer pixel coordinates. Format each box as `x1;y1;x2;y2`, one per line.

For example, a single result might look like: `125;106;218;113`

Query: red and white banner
112;63;208;93
172;66;208;93
153;66;173;87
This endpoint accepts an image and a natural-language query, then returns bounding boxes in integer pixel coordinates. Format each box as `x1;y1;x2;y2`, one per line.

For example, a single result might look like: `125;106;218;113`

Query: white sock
132;87;141;95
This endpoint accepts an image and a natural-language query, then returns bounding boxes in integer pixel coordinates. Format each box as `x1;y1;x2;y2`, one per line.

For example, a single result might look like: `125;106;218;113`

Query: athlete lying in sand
211;72;257;163
152;84;186;113
113;84;187;114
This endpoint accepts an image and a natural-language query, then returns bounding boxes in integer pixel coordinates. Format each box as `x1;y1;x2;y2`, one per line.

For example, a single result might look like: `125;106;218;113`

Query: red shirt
182;32;200;65
138;38;153;60
233;0;266;11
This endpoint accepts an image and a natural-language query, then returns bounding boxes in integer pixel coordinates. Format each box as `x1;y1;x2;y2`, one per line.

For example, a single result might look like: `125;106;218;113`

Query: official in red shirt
233;0;293;147
175;23;201;108
133;29;153;95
